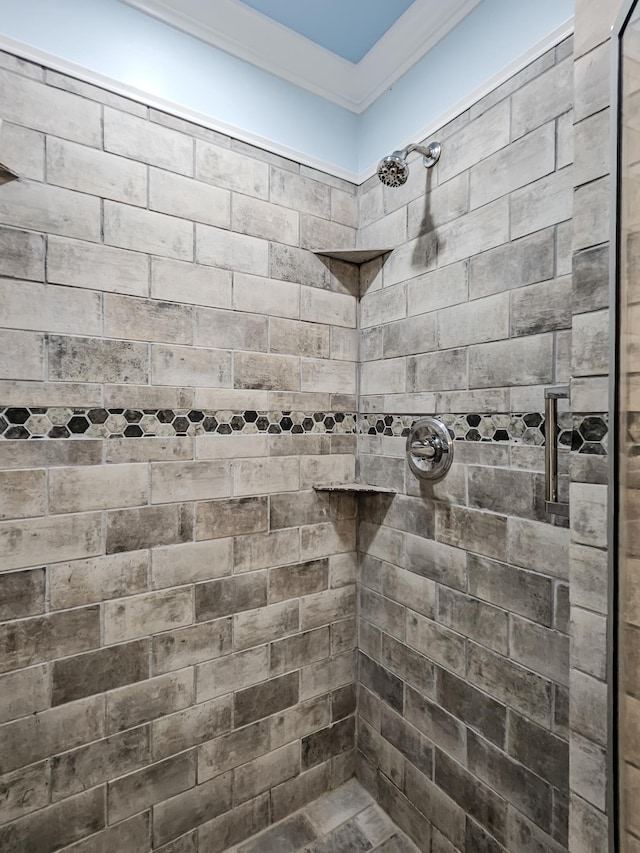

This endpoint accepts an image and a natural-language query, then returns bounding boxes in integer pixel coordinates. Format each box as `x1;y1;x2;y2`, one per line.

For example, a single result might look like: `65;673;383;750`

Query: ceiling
121;0;482;111
238;0;416;63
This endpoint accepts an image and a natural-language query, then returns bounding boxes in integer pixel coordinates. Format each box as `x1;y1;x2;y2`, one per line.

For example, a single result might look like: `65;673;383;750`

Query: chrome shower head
377;150;409;187
376;141;441;187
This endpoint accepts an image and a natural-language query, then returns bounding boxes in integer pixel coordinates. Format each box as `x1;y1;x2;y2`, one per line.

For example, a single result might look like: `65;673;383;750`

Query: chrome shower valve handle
410;436;441;460
406;417;453;481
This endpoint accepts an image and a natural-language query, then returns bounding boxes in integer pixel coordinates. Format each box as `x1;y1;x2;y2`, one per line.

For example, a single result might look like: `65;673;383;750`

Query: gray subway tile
0;68;101;145
405;611;465;676
434;750;507;845
233;741;300;805
511;58;573;138
380;706;433;779
234;812;316;853
195;572;267;621
359;652;404;713
403;763;464;849
467;643;553;728
380;634;435;698
377;774;433;852
507;710;568;789
404;685;466;763
0;761;50;823
468;730;552;832
152;695;232;760
301;716;355;770
0;606;100;675
269;559;329;603
438;587;509;655
51;639;149;705
0;696;104;774
153;618;232;674
303;818;372;853
55;813;150;853
510;616;569;687
0;665;49;725
198;719;271;781
436;667;506;748
198;794;269;853
0;787;105;853
470;123;555;209
0;568;45;620
468;334;554;388
52;725;150;801
271;628;330;676
48;335;148;384
196;496;268;540
106;504;193;554
234;672;299;727
467;554;552;626
152;771;233;847
106;669;194;734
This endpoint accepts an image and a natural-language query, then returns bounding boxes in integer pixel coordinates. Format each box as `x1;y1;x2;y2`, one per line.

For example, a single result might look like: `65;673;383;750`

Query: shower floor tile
225;779;420;853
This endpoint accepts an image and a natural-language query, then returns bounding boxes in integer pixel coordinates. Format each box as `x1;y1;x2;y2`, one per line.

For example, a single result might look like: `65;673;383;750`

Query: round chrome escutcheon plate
406;416;454;481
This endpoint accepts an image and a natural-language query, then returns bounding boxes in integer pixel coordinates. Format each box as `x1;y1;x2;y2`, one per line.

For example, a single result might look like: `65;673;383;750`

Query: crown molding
0;18;574;185
351;0;481;110
120;0;481;113
0;33;361;182
356;17;575;180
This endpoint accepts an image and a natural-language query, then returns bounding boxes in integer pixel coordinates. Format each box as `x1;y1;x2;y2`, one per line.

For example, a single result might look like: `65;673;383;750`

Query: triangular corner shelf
312;247;393;264
0;162;19;185
313;482;397;494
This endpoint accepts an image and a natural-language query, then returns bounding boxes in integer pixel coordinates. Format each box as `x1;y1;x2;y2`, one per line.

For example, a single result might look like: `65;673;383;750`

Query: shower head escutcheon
377;141;441;187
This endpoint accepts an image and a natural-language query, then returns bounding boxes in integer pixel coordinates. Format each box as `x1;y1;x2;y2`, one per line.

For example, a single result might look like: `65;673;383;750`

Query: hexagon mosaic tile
0;407;607;453
0;408;357;440
358;412;608;455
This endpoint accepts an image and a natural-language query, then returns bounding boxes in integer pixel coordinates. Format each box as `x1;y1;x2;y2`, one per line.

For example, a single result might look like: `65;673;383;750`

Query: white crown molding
0;33;361;182
120;0;356;109
0;18;574;185
356;17;576;181
120;0;480;113
351;0;482;110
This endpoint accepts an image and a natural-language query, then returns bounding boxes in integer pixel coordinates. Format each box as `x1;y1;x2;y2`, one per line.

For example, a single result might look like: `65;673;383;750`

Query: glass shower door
617;2;640;848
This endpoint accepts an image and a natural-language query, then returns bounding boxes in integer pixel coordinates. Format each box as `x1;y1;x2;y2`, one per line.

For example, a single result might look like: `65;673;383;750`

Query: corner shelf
313;483;396;494
313;247;393;264
0;161;18;185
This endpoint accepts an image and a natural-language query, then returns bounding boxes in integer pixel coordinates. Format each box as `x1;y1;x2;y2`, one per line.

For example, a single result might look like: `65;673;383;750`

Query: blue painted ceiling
238;0;416;63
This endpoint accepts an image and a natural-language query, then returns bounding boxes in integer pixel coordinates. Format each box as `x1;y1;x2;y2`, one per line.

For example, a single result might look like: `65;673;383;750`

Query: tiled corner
224;779;419;853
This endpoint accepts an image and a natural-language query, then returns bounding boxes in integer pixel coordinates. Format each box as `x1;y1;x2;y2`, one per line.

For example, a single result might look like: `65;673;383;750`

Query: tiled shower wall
0;28;611;853
354;39;578;853
0;52;363;852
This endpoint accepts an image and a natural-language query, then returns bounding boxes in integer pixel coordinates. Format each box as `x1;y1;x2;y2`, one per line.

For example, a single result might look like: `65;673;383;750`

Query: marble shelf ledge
313;482;397;494
312;247;393;264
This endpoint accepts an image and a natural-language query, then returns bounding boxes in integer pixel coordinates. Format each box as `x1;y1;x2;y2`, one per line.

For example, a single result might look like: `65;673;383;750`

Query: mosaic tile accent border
0;408;357;440
359;412;609;455
0;406;608;453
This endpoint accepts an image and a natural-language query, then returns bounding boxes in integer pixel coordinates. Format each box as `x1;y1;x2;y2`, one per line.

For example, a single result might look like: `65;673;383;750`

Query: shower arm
404;144;431;157
402;141;441;168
